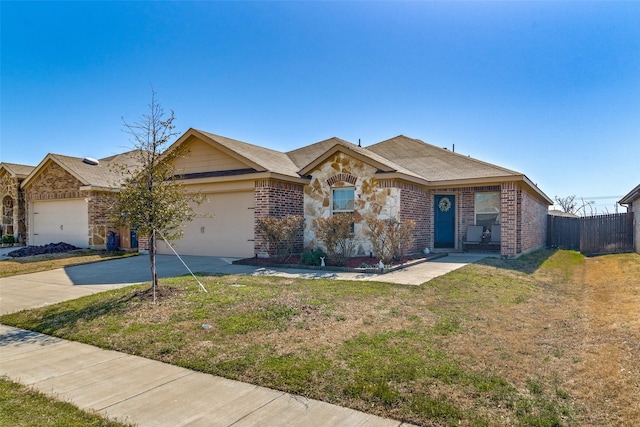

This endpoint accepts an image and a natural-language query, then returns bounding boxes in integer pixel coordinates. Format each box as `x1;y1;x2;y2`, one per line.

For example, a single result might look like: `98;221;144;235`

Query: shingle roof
0;162;35;178
366;135;521;181
286;137;352;169
23;150;144;189
195;130;301;178
287;137;423;180
165;129;550;202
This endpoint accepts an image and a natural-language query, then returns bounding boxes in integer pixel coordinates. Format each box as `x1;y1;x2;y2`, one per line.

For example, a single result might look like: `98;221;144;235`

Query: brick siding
520;188;548;254
394;181;430;253
254;179;305;256
500;182;518;257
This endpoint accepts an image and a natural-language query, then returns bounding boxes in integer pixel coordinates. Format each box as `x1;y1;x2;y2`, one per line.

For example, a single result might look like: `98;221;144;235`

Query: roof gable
0;162;36;178
291;137;423;180
167;129;301;179
22;151;144;190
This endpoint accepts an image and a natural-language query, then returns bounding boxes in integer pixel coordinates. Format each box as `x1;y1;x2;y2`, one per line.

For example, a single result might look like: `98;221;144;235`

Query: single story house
156;129;552;258
620;184;640;254
19;152;143;250
1;162;35;243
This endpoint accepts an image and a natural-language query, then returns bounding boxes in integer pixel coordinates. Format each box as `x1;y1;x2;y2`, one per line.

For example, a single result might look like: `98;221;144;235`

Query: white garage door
31;199;89;248
157;192;254;258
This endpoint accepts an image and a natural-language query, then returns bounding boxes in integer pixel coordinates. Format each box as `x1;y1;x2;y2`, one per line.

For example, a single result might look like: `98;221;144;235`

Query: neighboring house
158;129;552;258
19;151;143;250
619;184;640;254
1;162;36;243
548;209;579;218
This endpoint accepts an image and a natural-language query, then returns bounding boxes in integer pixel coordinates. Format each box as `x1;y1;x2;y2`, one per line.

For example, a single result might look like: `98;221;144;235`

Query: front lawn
2;250;639;426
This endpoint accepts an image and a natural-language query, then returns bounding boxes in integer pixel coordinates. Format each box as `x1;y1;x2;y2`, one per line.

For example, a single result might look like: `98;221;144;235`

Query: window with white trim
332;187;354;213
332;187;355;232
475;192;500;230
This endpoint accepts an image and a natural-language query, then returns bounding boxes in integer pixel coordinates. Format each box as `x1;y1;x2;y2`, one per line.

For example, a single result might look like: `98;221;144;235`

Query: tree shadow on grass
5;290;147;336
476;249;557;274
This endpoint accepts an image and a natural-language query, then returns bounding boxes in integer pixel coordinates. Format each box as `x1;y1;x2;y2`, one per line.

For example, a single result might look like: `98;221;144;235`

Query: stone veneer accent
23;161;126;249
304;152;400;256
254;179;305;256
0;169;27;243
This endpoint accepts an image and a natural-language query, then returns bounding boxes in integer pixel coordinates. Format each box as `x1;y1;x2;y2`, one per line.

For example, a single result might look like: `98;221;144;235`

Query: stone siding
23;162;120;249
304;152;400;256
1;170;27;242
86;191;119;249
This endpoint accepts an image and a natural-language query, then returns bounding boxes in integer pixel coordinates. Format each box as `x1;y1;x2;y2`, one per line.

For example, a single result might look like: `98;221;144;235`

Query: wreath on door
438;197;451;212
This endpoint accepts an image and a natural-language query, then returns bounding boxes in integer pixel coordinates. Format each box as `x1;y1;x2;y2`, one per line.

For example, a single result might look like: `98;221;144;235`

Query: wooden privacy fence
547;212;634;256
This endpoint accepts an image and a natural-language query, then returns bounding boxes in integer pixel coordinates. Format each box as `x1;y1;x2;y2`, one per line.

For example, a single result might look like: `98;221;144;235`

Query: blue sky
2;1;639;213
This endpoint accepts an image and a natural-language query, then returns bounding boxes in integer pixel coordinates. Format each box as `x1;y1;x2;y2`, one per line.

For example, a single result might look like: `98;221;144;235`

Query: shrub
314;214;357;266
2;234;15;244
255;216;304;263
300;248;326;266
363;213;415;264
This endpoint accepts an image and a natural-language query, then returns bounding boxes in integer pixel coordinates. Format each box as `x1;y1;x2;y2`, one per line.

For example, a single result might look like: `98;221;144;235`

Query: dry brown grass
568;255;640;425
473;252;640;426
0;250;136;277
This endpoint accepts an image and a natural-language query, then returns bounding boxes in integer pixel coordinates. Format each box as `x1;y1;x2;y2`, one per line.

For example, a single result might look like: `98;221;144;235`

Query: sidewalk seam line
98;371;197;411
227;391;287;425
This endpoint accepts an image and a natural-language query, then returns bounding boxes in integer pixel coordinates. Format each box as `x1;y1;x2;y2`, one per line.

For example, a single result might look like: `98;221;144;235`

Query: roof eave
620;184;640;205
174;171;309;186
79;186;119;192
373;171;430;186
421;175;552;204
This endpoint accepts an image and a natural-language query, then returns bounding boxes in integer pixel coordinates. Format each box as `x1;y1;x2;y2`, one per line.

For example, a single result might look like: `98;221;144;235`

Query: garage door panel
157;192;254;257
32;200;89;248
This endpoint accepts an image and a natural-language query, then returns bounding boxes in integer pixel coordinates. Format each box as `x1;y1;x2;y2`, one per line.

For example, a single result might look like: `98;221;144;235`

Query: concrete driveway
0;250;489;315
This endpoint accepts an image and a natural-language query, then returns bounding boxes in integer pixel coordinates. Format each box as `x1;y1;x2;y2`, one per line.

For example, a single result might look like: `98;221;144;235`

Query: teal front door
434;195;455;248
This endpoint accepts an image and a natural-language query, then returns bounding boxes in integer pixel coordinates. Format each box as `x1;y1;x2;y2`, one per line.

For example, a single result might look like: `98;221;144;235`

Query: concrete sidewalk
0;324;413;427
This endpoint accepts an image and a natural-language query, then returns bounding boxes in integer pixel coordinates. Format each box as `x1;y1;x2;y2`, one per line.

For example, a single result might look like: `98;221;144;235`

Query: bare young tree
111;90;201;302
555;195;577;214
